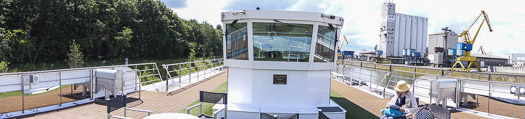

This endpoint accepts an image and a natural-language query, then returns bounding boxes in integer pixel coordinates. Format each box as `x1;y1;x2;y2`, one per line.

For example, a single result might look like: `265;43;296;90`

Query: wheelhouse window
252;22;313;62
314;25;337;62
226;23;248;60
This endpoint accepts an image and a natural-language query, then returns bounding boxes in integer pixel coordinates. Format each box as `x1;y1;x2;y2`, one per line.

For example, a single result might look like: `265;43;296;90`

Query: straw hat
394;80;411;92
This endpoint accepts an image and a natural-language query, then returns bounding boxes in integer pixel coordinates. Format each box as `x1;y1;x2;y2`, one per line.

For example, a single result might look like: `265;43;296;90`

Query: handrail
0;67;145;118
162;59;224;92
336;61;525;118
0;62;158;76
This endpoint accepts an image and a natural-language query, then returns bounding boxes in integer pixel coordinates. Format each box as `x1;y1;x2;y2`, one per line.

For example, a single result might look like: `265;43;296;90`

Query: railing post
59;72;62;106
189;63;192;84
369;68;373;91
179;64;182;87
413;68;417;81
343;65;346;82
456;79;461;109
21;75;24;113
90;70;94;100
204;61;207;78
166;67;169;92
133;69;137;91
197;62;200;80
430;76;435;104
359;65;362;85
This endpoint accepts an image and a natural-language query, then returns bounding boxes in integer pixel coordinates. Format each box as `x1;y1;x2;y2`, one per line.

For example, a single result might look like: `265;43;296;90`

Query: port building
378;2;428;58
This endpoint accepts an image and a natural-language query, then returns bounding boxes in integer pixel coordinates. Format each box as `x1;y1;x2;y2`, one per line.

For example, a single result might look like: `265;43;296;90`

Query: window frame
250;20;316;63
313;23;339;63
224;20;250;60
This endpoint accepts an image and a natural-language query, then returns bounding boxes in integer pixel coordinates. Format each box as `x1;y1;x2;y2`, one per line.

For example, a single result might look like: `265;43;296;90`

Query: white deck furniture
144;113;199;119
95;69;124;100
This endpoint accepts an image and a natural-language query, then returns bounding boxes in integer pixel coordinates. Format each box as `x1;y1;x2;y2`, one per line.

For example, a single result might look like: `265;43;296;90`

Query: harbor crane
337;36;349;58
478;45;486;55
451;10;493;72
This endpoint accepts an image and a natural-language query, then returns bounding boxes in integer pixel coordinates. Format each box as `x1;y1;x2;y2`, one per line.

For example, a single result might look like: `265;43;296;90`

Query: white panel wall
394;14;400;56
399;15;406;56
381;14;428;57
405;15;412;53
422;18;426;53
417;18;424;53
411;16;417;49
228;68;330;108
228;68;253;105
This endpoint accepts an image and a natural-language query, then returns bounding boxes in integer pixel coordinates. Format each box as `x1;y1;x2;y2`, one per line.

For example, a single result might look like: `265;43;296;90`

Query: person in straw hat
381;80;418;119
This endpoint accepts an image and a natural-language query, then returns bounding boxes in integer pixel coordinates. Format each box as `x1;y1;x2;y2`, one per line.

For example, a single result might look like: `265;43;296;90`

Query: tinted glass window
226;23;248;60
252;22;313;62
314;25;337;62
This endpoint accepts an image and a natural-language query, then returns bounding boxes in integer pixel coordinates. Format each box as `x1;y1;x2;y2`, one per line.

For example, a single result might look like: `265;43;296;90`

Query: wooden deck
330;79;488;119
22;71;228;119
16;70;518;119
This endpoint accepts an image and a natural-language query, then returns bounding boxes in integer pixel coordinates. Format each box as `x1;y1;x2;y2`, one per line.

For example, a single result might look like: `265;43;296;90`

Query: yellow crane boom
452;10;494;72
337;36;349;58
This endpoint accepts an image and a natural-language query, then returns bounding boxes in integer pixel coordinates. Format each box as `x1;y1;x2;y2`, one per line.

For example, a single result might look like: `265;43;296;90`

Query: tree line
0;0;223;66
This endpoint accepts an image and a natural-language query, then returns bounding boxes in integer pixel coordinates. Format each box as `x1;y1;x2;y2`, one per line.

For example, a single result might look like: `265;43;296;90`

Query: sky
164;0;525;57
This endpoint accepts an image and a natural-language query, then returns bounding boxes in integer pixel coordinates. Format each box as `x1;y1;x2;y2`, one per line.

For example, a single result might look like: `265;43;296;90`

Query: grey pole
179;64;182;87
21;75;24;113
59;72;62;106
189;63;192;84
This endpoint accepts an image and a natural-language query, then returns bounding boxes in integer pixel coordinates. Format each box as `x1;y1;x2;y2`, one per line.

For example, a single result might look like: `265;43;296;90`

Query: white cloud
166;0;525;56
169;0;231;26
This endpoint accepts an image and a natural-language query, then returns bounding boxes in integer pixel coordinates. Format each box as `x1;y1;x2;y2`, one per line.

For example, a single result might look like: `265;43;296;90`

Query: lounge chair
186;91;227;119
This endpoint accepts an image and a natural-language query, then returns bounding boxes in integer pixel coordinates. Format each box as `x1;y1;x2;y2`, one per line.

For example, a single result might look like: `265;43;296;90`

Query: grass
179;82;228;116
330;90;378;119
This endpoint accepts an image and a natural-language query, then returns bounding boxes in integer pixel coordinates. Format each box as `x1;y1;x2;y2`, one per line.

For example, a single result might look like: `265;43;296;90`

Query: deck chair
187;91;227;119
107;95;152;119
414;104;450;119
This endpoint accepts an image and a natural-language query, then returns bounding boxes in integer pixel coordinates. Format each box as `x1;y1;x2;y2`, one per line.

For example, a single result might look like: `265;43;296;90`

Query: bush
67;40;84;68
0;61;8;73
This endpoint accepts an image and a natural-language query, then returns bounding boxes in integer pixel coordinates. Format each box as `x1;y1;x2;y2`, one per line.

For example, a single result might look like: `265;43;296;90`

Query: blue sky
163;0;525;57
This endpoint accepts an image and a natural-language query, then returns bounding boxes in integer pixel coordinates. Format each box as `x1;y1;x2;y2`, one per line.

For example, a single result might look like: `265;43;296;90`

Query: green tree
0;61;8;73
1;0;224;68
67;40;84;68
111;27;133;58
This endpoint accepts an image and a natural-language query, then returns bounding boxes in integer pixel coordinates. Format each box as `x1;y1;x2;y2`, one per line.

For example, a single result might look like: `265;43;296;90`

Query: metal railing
162;59;224;92
0;63;160;118
335;61;525;118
